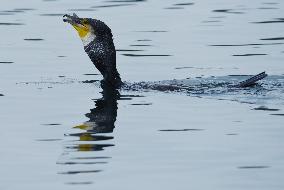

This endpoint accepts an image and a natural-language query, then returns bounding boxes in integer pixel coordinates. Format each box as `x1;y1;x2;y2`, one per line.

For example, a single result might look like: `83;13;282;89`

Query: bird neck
102;69;123;89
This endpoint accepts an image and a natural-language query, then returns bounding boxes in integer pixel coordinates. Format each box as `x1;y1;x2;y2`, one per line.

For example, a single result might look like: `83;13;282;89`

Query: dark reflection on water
65;181;93;185
57;161;107;165
59;86;120;176
66;87;119;148
67;9;96;12
41;123;61;126
253;18;284;24
159;129;204;132
39;13;64;17
58;170;101;175
232;54;267;56
174;3;194;6
130;44;152;47
210;42;284;47
0;22;25;26
36;138;62;141
130;103;152;105
91;4;134;8
164;7;184;10
122;53;172;57
24;38;44;41
135;30;168;33
105;0;146;2
117;49;144;52
72;156;111;160
260;37;284;41
137;39;152;42
270;113;284;116
212;9;244;14
0;61;13;64
238;166;270;169
253;106;280;111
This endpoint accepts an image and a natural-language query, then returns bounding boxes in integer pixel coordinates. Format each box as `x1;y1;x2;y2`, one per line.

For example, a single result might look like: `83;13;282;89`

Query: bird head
63;13;113;46
63;13;122;89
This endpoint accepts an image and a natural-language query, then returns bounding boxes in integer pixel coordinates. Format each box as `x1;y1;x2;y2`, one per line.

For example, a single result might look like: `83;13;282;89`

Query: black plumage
83;19;122;89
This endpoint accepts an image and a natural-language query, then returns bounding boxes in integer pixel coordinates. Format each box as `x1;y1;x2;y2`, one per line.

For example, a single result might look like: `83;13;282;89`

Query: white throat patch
81;32;96;46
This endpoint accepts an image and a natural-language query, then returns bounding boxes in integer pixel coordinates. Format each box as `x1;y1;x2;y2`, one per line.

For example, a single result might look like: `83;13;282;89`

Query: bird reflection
68;85;120;152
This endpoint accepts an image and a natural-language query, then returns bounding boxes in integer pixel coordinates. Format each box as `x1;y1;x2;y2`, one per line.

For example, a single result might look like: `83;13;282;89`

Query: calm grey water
0;0;284;189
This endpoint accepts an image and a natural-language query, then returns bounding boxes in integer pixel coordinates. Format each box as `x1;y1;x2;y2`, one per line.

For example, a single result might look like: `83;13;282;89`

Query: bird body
63;14;122;88
63;13;266;90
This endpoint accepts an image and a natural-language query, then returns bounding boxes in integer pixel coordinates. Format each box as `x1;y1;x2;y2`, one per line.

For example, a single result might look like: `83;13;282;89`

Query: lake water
0;0;284;189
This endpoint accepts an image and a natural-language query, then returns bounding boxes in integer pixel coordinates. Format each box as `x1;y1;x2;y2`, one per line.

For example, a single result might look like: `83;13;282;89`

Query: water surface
0;0;284;189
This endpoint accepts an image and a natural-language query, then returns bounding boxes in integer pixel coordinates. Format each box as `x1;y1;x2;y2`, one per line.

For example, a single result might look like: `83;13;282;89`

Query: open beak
63;13;82;25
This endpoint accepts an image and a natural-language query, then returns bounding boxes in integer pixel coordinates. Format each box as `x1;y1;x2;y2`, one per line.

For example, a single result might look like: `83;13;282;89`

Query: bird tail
235;71;268;87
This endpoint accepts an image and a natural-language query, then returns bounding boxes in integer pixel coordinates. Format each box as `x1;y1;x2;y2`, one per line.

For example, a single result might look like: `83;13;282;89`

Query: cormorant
63;13;122;89
63;13;267;90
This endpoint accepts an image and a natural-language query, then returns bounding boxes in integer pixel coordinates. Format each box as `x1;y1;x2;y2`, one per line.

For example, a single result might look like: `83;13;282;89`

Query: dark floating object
57;55;66;57
159;129;204;132
260;37;284;41
226;133;238;135
41;123;61;126
0;94;4;96
24;38;44;41
238;166;270;169
0;22;24;25
253;106;280;111
253;18;284;24
270;114;284;116
233;53;267;56
58;75;65;78
122;54;171;57
0;61;13;64
58;170;101;175
116;49;144;52
211;42;284;46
